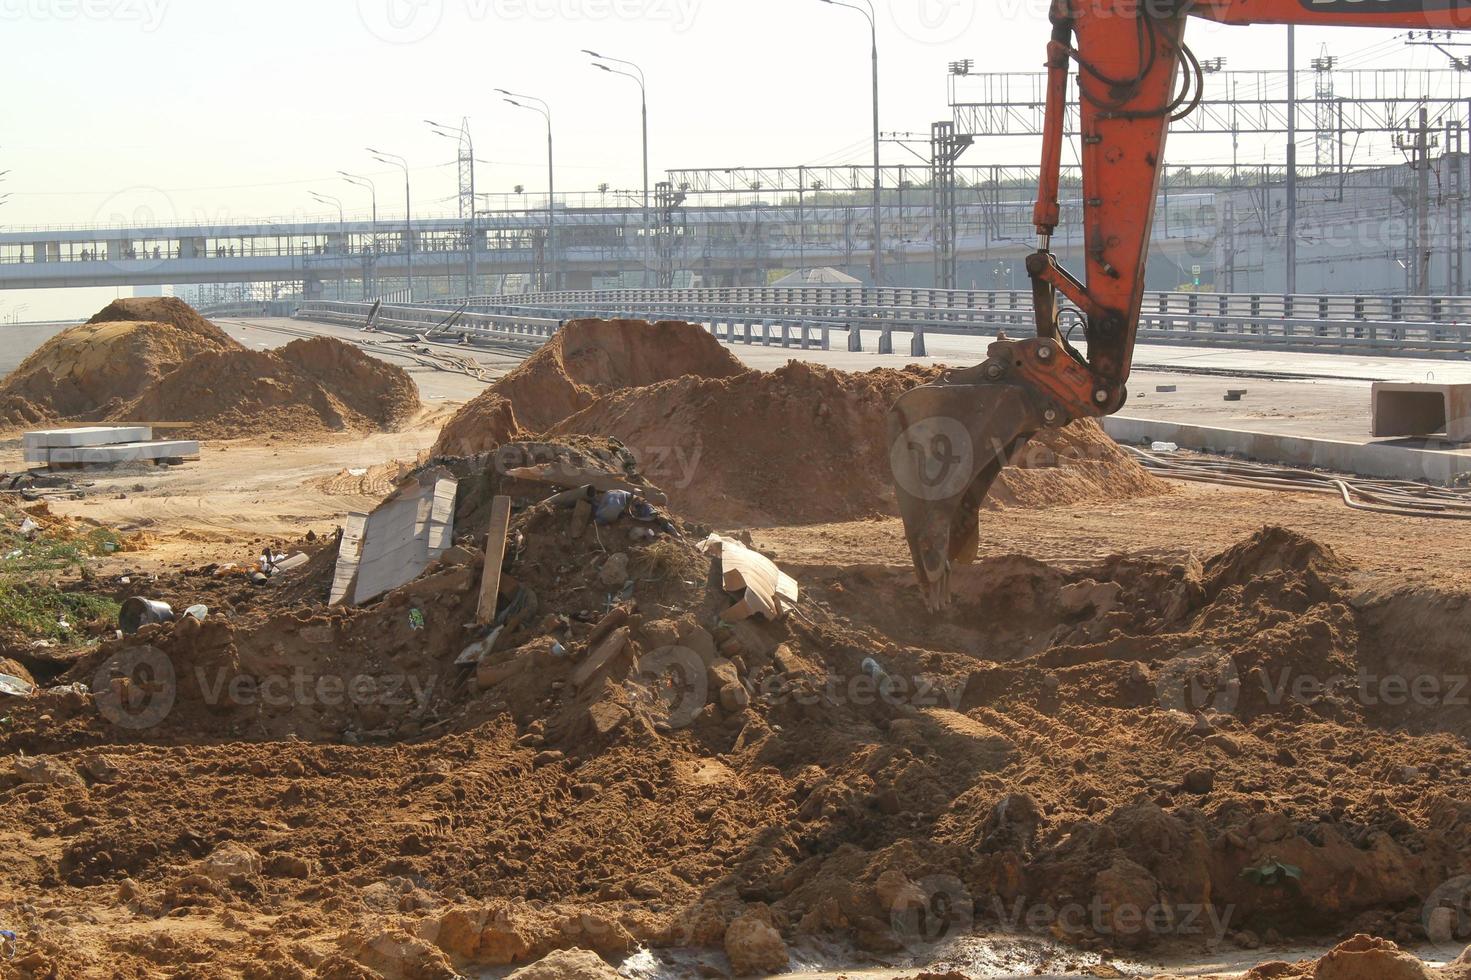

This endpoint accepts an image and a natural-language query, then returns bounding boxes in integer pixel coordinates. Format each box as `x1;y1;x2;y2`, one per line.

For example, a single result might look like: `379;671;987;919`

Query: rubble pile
1;439;1469;976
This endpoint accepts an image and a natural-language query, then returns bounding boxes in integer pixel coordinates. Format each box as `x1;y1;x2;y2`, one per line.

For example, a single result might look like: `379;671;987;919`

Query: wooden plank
476;496;513;625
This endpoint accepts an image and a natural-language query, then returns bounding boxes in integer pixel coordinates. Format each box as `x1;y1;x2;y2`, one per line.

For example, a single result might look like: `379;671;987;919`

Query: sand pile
434;318;745;455
435;319;1166;526
116;338;421;439
0;298;240;426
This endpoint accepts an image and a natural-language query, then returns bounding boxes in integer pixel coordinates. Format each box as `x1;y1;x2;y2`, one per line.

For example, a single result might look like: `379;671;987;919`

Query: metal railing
457;286;1471;357
198;300;298;318
296;300;560;350
470;286;1471;325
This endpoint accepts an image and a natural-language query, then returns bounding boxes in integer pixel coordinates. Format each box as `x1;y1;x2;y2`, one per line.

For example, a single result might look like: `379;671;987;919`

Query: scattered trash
700;534;799;622
250;571;269;586
18;517;39;538
1;928;15;960
456;626;504;667
119;597;175;635
1151;441;1179;452
47;682;89;697
0;674;35;698
408;609;426;631
184;604;209;622
271;552;309;574
550;640;568;658
1155;384;1177;393
1225;388;1248;402
629;526;657;543
595;490;631;525
347;468;368;477
3;550;20;561
505;462;667;506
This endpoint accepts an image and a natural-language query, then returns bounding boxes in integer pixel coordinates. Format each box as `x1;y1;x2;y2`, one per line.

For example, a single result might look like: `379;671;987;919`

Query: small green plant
1239;858;1303;887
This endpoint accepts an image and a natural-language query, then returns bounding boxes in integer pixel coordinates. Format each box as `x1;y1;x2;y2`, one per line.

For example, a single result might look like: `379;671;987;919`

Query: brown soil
436;319;1168;526
0;300;240;426
0;299;420;440
115;339;422;439
1168;935;1471;979
433;318;746;456
2;446;1469;977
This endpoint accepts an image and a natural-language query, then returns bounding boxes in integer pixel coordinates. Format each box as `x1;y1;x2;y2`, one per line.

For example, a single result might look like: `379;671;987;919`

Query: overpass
0;196;1220;298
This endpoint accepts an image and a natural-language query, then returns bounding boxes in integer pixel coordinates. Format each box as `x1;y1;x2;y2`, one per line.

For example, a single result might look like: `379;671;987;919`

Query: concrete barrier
1372;382;1471;443
1102;416;1471;485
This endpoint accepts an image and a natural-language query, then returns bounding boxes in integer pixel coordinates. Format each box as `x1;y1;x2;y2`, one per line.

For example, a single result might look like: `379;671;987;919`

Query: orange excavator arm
889;0;1471;609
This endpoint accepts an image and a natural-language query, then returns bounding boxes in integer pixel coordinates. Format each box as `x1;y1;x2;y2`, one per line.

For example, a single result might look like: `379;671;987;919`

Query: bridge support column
780;322;793;348
878;327;893;355
762;319;774;345
847;325;862;352
910;324;927;357
304;277;325;301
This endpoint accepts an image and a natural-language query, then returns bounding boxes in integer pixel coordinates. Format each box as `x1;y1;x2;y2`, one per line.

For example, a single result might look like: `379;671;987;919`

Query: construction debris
700;533;799;621
341;468;457;605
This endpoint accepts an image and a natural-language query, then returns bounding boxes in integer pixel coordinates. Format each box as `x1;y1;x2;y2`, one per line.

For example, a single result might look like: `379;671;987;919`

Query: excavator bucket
887;368;1049;610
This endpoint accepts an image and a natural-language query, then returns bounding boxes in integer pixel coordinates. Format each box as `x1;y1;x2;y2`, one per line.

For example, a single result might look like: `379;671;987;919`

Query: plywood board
476;496;513;625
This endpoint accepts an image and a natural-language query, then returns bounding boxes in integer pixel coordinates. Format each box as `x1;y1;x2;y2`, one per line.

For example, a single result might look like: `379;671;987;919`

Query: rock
1427;906;1459;945
440;545;478;566
1182;768;1216;795
507;948;620;980
9;756;85;789
199;841;262;882
640;618;681;650
534;750;565;767
724;911;789;976
1059;579;1122;616
343;926;459;980
708;658;741;691
1205;733;1243;757
1091;856;1160;948
117;878;142;901
1246;811;1292;843
1312;935;1432;980
1234;929;1261;950
79;755;122;784
599;553;630;588
874;869;926;913
264;853;316;879
720;682;751;713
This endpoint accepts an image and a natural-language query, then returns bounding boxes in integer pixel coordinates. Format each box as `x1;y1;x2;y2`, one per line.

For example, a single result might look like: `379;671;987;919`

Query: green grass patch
0;505;124;647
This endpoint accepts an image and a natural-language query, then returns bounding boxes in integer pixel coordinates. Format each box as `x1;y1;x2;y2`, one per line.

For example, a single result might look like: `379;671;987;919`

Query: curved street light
339;171;378;299
818;0;882;286
367;148;414;299
586;51;652;286
497;89;557;291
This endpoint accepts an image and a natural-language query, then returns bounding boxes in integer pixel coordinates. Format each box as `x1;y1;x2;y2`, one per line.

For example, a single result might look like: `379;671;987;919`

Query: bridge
0;193;1219;298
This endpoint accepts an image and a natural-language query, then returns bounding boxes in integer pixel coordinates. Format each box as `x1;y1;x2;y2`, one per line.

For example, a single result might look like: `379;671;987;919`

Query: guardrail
295;300;561;350
198;300;299;318
471;286;1471;327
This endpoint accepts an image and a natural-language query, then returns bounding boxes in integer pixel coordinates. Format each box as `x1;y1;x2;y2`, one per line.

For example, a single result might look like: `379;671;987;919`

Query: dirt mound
0;307;240;427
115;338;420;439
277;336;420;430
1213;935;1471;980
434;318;745;456
87;297;230;344
435;320;1166;526
551;358;1167;525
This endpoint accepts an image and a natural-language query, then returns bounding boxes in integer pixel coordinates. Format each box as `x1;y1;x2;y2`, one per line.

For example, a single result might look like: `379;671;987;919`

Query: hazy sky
0;0;1460;317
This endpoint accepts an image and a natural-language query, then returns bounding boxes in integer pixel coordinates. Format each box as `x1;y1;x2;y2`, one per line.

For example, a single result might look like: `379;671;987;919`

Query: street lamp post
497;89;557;292
367;148;414;300
427;118;478;299
819;0;882;288
309;191;347;301
339;171;378;299
585;51;651;287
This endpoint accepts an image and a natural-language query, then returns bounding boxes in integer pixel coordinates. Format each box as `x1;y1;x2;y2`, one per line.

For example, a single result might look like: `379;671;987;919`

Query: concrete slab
1103;416;1471;485
23;426;152;450
24;440;200;466
1371;382;1471;442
